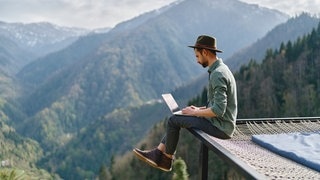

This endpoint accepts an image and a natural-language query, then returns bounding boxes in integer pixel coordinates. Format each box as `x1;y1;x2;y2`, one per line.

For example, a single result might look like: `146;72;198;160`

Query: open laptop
162;93;183;115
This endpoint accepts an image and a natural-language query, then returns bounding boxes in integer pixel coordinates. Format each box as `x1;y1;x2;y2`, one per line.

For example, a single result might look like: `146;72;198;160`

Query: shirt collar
208;58;222;74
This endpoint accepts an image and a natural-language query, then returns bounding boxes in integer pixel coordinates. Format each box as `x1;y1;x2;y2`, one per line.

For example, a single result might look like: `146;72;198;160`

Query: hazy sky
0;0;319;29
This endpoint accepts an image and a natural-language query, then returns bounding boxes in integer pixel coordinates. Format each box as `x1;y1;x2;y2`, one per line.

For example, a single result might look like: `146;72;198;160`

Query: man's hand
182;105;217;118
181;106;199;116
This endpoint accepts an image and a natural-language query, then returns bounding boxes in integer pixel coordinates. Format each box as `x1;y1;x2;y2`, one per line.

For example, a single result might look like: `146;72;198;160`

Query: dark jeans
160;115;230;155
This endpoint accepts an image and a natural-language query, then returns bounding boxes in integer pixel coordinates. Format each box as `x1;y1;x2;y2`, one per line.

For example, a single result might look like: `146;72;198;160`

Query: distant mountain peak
0;21;90;48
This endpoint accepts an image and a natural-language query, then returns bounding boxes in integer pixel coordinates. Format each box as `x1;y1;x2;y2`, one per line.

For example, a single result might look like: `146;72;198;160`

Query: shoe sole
132;149;172;172
157;166;172;172
132;149;158;168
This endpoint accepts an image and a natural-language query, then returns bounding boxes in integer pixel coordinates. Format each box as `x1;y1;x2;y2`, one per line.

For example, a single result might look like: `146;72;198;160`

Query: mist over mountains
1;0;318;178
0;22;89;74
227;13;320;71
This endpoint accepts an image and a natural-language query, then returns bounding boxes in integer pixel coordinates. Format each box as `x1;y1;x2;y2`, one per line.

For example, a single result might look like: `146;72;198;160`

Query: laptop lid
162;93;181;113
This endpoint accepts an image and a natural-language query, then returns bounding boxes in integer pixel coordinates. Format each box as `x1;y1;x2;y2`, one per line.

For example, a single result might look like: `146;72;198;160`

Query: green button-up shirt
207;58;238;137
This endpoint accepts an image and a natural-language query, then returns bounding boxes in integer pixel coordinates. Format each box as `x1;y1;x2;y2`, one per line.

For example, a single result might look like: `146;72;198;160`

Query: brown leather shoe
157;154;173;172
133;148;173;172
133;148;162;168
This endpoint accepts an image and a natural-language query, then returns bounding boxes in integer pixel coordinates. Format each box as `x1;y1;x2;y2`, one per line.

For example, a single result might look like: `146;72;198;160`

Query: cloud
0;0;176;29
0;0;319;29
240;0;320;16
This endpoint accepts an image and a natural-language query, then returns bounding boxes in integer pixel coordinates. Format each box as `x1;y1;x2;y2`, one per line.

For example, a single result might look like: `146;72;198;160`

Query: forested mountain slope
236;22;320;118
0;98;55;178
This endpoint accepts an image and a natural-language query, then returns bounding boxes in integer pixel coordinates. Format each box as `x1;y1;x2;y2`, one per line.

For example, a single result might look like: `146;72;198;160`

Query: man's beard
201;61;208;68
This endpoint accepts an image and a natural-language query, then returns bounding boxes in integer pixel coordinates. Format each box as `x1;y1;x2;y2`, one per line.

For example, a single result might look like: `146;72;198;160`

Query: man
133;35;238;172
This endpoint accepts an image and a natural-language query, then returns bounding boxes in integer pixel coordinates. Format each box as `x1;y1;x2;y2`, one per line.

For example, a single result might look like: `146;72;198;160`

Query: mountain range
1;0;319;178
227;12;320;71
0;22;90;74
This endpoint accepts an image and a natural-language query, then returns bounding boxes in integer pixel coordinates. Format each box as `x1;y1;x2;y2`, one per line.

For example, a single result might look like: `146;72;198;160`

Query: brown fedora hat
188;35;223;53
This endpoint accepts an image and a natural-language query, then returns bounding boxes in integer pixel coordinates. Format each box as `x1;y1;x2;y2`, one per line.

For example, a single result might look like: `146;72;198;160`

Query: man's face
194;49;208;68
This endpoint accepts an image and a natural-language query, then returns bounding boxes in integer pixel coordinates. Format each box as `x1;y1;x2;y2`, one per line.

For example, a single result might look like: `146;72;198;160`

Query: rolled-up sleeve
210;75;227;117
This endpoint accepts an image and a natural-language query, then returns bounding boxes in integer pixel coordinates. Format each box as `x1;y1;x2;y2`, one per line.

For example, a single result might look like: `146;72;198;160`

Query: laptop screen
162;93;180;113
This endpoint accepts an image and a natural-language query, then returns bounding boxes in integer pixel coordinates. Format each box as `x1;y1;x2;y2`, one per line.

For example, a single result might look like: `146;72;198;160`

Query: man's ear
202;49;208;56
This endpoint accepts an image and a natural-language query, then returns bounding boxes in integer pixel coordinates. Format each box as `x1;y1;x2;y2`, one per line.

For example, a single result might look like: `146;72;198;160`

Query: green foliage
39;101;172;179
235;22;320;118
0;169;25;180
98;164;111;180
172;157;189;180
0;99;56;179
0;168;57;180
0;125;55;178
187;88;207;107
18;99;78;151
